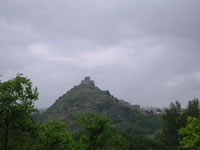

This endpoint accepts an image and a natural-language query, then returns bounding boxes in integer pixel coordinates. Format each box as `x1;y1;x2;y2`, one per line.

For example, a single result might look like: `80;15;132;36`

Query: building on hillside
81;76;95;86
142;106;164;114
132;104;141;109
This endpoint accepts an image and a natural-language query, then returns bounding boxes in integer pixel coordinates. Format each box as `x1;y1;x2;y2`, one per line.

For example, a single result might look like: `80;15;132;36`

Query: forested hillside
34;79;163;136
2;75;200;150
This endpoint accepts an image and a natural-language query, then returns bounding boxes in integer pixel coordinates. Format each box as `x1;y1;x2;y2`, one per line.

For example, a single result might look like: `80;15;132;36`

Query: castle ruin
81;76;95;86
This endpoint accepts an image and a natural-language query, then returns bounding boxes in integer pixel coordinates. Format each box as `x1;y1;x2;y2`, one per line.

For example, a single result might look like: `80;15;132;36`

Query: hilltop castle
81;76;95;86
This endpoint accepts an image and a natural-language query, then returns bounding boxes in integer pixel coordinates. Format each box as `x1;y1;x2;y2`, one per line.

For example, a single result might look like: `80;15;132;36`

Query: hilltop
34;77;163;136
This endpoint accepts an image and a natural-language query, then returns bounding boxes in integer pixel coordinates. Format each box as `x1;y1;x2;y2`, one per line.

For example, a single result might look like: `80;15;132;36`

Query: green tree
76;113;112;150
130;136;157;150
160;99;200;150
0;74;38;150
76;113;129;150
103;128;130;150
184;98;200;120
161;101;184;150
179;116;200;150
0;74;2;82
33;120;75;150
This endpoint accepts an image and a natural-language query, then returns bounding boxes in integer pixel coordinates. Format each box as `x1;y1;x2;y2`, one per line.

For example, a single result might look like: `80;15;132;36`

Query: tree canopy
0;74;38;150
160;98;200;150
179;116;200;150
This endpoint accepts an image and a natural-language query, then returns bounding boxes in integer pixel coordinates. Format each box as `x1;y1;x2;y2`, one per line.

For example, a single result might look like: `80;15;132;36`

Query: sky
1;0;200;108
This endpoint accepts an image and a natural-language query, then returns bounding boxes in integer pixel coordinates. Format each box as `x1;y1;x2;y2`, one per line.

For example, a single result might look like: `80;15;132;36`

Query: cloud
28;42;134;68
1;0;200;108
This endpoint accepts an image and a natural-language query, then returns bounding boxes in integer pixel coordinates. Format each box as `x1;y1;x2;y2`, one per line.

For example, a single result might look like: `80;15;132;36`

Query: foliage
76;113;111;150
34;84;163;136
161;101;183;150
6;74;200;150
76;113;130;150
130;136;157;150
33;120;75;150
179;116;200;150
0;74;38;150
104;128;130;150
184;98;200;120
160;98;200;150
0;74;163;150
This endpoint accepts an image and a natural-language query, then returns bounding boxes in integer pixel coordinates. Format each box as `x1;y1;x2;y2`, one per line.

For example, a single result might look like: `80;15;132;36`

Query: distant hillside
34;77;163;136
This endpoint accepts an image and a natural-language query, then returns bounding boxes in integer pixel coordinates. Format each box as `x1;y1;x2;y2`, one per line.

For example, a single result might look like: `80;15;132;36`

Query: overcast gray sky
1;0;200;108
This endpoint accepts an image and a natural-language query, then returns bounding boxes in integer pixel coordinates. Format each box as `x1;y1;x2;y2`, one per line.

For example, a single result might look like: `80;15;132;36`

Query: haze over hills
35;77;163;136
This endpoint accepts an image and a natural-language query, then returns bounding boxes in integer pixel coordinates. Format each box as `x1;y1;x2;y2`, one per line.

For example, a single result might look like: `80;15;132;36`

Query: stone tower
81;76;95;86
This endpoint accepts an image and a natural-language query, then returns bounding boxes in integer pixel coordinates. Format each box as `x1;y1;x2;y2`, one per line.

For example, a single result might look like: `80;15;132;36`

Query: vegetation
33;120;75;150
160;98;200;150
129;136;158;150
179;116;200;150
2;74;200;150
0;74;38;150
34;84;163;136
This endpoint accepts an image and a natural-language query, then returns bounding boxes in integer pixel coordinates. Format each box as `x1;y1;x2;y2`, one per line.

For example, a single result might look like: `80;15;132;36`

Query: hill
34;77;163;136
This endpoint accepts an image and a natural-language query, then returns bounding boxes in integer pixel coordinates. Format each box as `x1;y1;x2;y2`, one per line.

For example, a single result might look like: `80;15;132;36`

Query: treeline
1;74;200;150
159;99;200;150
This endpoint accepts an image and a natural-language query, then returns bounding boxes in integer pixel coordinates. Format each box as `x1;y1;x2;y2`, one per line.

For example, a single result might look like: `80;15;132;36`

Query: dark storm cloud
1;0;200;108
